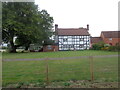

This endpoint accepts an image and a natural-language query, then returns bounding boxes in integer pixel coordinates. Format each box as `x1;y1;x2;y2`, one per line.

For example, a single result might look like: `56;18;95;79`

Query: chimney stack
55;24;58;34
55;24;58;31
87;24;89;30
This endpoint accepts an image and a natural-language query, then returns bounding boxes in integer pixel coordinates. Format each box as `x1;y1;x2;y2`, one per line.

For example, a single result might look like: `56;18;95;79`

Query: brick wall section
103;38;120;46
43;45;58;52
54;45;59;51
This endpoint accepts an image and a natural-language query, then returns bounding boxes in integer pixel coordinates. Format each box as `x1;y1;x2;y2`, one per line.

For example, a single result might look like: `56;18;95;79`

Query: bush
92;42;120;51
108;46;116;51
115;43;120;51
104;44;110;47
101;44;110;51
92;44;100;50
2;46;8;49
92;42;104;50
101;47;109;50
106;42;120;51
64;82;71;86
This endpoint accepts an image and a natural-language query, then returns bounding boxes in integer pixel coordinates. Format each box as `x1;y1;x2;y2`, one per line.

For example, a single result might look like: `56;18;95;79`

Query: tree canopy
2;2;54;52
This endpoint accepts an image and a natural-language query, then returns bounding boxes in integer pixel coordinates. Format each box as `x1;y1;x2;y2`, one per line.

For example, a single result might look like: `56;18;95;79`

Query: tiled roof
57;28;90;35
101;31;120;38
91;37;103;43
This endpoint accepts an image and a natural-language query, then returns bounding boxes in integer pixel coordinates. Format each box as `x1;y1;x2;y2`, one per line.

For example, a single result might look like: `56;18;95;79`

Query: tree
2;2;53;52
16;9;54;50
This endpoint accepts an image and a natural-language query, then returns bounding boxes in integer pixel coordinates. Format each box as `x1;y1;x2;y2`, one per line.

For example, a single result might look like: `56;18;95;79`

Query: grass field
2;50;118;59
2;50;119;88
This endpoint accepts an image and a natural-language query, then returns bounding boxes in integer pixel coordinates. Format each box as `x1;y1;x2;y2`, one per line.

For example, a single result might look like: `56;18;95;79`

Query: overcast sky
35;0;119;37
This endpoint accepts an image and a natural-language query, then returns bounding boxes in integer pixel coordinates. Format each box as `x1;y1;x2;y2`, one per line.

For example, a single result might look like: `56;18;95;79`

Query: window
84;39;87;41
68;38;72;42
59;41;61;44
87;42;89;44
76;42;79;44
80;41;83;44
59;45;62;48
68;42;72;44
72;38;75;42
58;36;61;38
72;41;74;44
47;45;52;50
75;41;77;44
63;38;68;42
80;38;84;41
59;48;62;50
87;36;89;38
76;36;79;38
64;36;67;38
72;36;75;38
64;42;67;44
109;38;112;40
76;39;79;41
68;36;72;38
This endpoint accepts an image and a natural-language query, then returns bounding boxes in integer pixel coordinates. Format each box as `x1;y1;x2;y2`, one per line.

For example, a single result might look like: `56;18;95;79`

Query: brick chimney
55;24;58;34
87;24;89;30
55;24;58;44
55;24;58;31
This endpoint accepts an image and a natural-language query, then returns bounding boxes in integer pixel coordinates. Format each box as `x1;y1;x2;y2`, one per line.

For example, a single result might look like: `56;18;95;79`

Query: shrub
101;44;110;51
101;47;109;50
108;46;116;51
104;44;110;47
64;82;71;86
115;43;120;51
92;42;104;50
107;42;120;51
92;42;120;51
92;44;100;50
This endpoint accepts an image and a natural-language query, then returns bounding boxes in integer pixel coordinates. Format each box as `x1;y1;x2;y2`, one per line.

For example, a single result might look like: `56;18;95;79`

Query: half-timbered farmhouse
55;24;90;51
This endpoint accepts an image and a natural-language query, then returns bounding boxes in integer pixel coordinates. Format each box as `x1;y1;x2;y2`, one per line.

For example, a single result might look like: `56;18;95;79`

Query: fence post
89;56;94;81
45;58;49;85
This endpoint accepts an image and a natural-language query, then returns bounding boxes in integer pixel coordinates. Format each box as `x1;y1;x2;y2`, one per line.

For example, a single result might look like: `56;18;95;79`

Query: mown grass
2;50;118;59
3;55;118;87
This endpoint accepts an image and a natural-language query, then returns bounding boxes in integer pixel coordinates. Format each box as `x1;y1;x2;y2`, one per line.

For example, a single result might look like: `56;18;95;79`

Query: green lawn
2;50;118;59
2;50;118;87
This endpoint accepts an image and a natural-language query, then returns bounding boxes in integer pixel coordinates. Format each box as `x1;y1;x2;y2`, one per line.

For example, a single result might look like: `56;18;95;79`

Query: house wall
100;33;120;46
58;35;90;50
100;33;105;41
103;38;120;46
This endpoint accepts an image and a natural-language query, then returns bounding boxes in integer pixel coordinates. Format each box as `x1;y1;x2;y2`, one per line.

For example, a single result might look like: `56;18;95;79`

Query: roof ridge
101;31;120;32
58;28;87;30
91;37;101;38
101;31;120;38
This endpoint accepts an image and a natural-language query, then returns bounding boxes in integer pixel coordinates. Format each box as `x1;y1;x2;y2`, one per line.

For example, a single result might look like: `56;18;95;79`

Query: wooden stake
89;56;94;81
45;58;49;85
